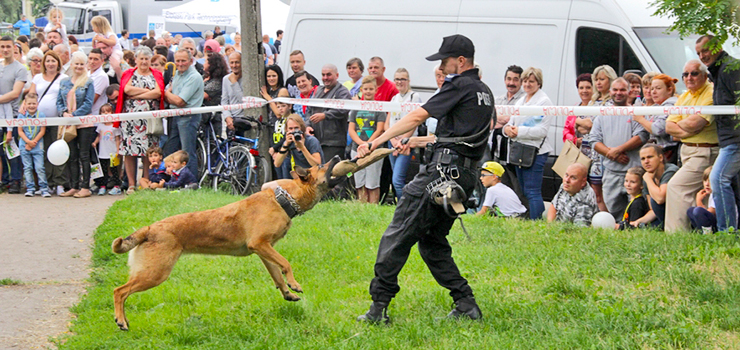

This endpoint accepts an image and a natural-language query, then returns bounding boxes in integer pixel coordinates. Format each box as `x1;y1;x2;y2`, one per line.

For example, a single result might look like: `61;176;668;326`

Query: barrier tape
1;94;738;127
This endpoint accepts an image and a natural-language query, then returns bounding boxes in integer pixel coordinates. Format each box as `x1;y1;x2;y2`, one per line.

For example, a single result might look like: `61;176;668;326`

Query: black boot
447;296;482;320
357;301;390;324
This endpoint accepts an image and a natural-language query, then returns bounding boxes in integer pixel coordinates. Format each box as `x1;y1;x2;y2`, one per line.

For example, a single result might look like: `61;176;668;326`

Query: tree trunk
239;0;271;176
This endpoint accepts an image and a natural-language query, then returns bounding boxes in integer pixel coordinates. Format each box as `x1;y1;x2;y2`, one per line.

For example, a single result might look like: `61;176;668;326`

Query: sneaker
34;189;42;195
74;188;92;198
357;301;390;324
8;181;21;194
90;184;100;193
126;187;135;195
41;190;51;198
98;187;107;196
108;187;122;195
24;191;34;197
56;185;65;196
446;296;482;320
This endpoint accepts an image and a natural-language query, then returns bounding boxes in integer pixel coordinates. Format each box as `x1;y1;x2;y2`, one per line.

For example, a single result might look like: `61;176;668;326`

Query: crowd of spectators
1;16;739;234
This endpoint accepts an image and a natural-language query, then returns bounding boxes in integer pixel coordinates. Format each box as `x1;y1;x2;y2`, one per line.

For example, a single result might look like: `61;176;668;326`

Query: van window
85;9;112;33
576;27;644;76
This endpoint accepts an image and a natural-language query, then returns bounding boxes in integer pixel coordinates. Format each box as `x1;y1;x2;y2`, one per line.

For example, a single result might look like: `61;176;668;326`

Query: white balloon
47;139;70;166
591;211;616;229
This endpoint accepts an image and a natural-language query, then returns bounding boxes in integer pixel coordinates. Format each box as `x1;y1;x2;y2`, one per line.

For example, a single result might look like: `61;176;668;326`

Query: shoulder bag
508;138;546;168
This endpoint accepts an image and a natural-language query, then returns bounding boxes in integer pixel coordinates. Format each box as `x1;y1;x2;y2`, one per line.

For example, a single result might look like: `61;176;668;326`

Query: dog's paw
115;317;129;331
288;282;303;293
283;292;301;302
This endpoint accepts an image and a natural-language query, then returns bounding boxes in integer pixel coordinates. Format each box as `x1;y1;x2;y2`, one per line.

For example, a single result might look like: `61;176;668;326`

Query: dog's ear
291;166;310;182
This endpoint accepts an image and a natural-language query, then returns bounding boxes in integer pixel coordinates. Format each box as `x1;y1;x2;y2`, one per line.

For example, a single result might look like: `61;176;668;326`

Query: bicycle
195;116;270;195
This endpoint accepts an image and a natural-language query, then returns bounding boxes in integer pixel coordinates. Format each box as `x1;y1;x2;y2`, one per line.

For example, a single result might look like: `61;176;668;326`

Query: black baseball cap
426;34;475;61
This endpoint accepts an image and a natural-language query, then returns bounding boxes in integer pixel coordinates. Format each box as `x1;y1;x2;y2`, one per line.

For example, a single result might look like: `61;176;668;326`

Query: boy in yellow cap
477;161;527;217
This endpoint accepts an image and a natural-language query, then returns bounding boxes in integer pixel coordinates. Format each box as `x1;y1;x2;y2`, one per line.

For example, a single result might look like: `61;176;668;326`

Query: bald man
547;163;599;226
306;63;352;160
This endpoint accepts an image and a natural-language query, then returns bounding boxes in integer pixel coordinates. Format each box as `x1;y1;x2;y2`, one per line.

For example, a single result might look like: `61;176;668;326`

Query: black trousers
43;126;67;188
369;163;476;303
68;127;96;190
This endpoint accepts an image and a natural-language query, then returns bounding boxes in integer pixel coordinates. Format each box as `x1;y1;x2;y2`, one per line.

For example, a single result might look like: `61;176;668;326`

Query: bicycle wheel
214;145;255;195
195;138;207;180
246;156;271;195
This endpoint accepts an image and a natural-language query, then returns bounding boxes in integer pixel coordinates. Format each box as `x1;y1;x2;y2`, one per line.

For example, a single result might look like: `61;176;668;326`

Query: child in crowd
348;76;386;203
139;146;168;189
90;16;123;61
687;166;718;233
11;93;50;197
616;167;651;229
160;150;196;189
476;161;527;217
44;8;67;43
270;101;291;179
92;103;122;195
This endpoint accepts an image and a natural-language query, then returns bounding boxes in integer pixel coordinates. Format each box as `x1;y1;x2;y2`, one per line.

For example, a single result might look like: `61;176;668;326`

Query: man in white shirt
118;30;130;51
87;48;110;115
477;161;527;217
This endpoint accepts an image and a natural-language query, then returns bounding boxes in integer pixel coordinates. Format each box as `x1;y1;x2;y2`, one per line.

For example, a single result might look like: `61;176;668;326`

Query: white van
55;0;210;52
279;0;725;198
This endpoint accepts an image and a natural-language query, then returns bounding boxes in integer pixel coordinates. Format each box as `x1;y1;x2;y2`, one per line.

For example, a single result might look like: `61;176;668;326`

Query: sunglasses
480;173;496;177
682;71;701;78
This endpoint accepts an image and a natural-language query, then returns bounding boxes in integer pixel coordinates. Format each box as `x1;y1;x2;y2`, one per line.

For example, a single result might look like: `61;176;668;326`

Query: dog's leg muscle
114;241;182;331
259;256;300;301
248;240;303;293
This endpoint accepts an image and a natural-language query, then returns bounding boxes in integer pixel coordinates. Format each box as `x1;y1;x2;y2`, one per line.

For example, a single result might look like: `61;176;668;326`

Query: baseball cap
204;39;220;53
481;161;505;177
426;34;475;61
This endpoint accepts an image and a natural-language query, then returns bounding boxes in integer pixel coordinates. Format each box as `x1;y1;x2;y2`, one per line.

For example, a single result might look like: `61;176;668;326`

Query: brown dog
111;156;343;331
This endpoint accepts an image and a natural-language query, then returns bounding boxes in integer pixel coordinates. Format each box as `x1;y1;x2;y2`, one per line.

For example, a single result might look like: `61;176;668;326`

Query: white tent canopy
162;0;289;36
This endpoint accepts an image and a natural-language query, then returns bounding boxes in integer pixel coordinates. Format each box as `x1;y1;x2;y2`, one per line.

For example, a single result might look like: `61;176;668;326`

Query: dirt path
0;193;118;349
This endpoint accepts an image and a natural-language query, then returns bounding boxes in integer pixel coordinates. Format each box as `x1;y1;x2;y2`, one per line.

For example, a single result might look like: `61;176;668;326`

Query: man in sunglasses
664;59;717;232
695;35;740;232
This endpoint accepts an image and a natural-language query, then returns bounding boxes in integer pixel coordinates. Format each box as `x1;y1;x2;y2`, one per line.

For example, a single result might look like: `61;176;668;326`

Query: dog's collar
274;185;303;218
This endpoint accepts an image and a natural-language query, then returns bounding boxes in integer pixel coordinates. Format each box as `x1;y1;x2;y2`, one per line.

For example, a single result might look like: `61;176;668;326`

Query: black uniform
368;68;494;303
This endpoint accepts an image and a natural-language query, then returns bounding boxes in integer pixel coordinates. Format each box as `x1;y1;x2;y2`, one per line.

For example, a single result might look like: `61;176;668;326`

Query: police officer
356;34;494;323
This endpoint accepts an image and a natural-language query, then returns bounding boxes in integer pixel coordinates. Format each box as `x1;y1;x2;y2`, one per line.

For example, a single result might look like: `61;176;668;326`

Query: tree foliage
0;0;22;24
651;0;740;52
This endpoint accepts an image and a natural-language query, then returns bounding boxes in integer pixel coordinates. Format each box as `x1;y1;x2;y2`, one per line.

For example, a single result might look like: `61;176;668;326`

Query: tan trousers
665;145;719;232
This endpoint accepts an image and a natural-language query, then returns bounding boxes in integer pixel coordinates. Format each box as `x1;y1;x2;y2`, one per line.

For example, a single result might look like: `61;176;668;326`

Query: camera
290;130;303;141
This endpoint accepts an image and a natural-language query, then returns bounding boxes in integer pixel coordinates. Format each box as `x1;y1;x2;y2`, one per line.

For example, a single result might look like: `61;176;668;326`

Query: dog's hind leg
259;256;300;301
113;242;182;331
248;240;303;294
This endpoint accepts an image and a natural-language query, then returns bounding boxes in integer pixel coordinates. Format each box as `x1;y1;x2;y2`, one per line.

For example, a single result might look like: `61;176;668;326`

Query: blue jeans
388;141;411;199
515;153;548;220
650;197;666;230
687;206;717;232
164;114;201;176
20;139;48;192
1;128;22;184
710;144;740;231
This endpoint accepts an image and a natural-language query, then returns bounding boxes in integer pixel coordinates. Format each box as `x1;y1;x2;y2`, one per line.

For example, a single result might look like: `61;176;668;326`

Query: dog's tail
112;226;150;254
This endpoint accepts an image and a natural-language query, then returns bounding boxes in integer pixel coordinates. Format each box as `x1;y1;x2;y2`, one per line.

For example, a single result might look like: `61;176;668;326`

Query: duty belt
430;148;476;170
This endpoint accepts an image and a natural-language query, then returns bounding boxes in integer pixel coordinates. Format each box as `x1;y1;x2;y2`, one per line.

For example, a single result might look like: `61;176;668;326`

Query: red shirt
374;77;399;102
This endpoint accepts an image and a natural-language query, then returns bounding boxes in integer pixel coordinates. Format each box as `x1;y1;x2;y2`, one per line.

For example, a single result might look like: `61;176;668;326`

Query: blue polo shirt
171;64;204;108
13;19;33;36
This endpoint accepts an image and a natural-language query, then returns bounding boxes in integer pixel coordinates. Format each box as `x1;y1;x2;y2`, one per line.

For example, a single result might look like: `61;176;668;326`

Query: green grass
59;190;740;349
0;278;22;286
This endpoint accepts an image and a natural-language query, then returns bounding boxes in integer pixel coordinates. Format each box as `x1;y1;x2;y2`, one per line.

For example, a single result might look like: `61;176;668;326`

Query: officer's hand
356;142;374;158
